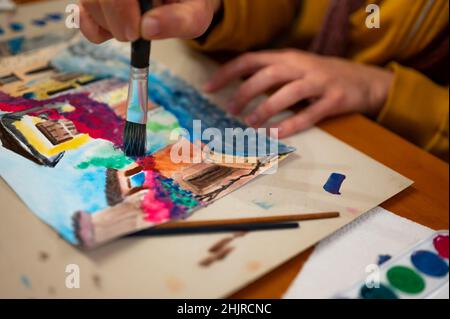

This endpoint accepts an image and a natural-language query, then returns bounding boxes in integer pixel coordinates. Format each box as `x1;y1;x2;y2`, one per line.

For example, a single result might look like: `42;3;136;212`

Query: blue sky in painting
0;139;111;244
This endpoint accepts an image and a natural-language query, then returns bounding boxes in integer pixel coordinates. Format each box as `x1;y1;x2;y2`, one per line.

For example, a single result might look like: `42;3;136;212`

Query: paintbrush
127;222;300;237
127;212;340;237
157;212;340;229
123;0;153;157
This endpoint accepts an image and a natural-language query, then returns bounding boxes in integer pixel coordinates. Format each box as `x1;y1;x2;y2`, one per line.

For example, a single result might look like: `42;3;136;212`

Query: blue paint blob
46;13;63;21
9;22;24;32
0;27;4;35
377;254;392;265
323;173;346;195
130;171;145;188
32;19;47;27
7;36;25;55
22;92;35;99
411;250;449;277
20;275;32;289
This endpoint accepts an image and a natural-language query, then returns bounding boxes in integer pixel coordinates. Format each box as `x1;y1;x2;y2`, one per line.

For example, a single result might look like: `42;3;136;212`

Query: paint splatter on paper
199;232;246;267
20;275;32;289
377;254;392;265
252;200;275;210
0;40;294;248
323;173;346;195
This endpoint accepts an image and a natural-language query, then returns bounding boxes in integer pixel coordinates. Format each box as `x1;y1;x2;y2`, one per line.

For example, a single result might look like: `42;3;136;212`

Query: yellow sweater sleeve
190;0;299;52
378;63;449;161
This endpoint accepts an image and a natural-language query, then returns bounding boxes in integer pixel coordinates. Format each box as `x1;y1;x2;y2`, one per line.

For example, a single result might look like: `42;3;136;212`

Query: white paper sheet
284;207;436;299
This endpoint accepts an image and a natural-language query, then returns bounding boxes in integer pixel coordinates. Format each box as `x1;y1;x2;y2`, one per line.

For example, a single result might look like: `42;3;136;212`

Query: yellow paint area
13;116;90;158
8;74;97;99
97;86;128;106
61;104;76;112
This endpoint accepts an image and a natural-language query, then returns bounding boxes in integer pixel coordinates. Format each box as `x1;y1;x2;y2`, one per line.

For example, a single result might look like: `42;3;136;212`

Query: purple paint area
323;173;346;195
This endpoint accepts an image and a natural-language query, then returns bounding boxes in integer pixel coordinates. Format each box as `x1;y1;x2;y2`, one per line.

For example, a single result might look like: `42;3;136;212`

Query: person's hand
204;50;394;138
79;0;221;43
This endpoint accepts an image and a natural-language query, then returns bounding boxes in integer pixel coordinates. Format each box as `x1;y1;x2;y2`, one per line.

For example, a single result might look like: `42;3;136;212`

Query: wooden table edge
230;113;449;299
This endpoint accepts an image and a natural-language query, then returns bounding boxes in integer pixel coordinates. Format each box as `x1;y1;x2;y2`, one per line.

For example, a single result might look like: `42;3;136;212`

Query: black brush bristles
123;121;146;157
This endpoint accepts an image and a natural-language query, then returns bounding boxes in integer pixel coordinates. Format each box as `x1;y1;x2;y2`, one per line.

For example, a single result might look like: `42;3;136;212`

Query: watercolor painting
0;40;294;248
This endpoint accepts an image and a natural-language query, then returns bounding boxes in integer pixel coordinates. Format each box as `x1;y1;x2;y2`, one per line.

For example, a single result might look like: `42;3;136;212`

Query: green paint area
76;144;133;170
387;266;425;294
76;155;132;170
359;284;398;299
146;108;181;133
147;121;179;133
160;177;199;208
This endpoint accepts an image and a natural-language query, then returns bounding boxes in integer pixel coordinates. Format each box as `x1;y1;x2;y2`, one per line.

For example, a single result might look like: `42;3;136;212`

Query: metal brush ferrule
126;67;149;125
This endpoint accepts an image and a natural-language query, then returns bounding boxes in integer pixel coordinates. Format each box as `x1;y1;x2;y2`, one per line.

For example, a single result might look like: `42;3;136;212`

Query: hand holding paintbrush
79;0;221;43
123;0;153;157
79;0;221;156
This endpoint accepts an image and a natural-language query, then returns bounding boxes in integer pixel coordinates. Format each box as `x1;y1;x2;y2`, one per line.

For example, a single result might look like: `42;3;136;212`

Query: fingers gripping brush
124;0;152;157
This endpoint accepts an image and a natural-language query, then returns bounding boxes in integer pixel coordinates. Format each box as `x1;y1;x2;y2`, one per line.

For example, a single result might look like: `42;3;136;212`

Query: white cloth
284;207;435;299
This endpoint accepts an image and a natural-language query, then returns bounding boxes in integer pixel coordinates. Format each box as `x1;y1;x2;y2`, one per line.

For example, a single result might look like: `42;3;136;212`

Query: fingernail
246;114;259;126
142;17;160;38
125;26;138;42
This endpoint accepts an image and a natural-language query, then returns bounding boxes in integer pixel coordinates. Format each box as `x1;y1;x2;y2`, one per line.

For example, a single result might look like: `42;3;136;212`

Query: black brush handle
126;222;300;237
131;0;152;68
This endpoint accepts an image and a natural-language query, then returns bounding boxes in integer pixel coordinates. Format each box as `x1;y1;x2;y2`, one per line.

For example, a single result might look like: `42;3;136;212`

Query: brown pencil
155;212;340;229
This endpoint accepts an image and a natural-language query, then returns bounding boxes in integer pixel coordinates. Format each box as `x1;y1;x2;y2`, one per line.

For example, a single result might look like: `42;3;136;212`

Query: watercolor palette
338;231;449;299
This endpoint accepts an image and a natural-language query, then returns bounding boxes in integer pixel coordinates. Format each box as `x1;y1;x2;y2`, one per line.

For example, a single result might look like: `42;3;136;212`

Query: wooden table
232;113;449;298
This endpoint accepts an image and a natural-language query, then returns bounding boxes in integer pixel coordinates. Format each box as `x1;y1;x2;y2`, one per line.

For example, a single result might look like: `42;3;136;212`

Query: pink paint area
140;170;171;223
346;207;359;215
434;235;449;259
0;92;124;147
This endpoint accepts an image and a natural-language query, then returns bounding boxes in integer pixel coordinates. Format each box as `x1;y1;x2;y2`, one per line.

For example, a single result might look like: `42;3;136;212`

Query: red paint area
137;156;156;171
434;235;449;259
0;92;124;147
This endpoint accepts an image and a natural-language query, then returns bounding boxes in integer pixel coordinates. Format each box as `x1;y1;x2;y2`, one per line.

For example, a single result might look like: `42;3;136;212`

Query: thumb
141;1;214;40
